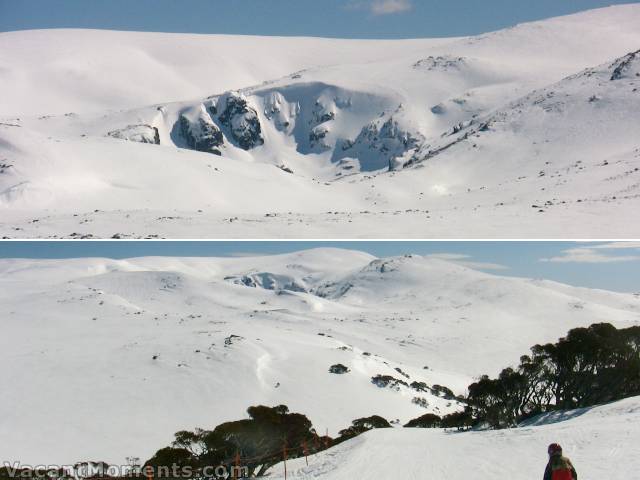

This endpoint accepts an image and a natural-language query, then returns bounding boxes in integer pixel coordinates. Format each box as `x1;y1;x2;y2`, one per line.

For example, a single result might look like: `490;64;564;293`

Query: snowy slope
1;5;640;237
1;249;639;464
270;396;640;480
0;31;455;117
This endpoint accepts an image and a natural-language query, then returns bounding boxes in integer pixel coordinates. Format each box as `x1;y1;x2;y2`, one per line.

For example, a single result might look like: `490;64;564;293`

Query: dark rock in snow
338;115;422;171
178;108;224;155
309;126;330;150
610;49;640;81
312;100;336;125
224;334;244;347
278;165;294;174
225;272;307;293
217;92;264;150
413;55;467;71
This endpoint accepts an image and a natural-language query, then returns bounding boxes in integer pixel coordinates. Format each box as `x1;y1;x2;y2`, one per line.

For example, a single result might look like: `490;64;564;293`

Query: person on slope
544;443;577;480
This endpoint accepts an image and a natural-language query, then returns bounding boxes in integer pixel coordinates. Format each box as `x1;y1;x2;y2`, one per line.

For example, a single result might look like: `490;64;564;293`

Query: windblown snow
1;5;640;238
1;248;639;465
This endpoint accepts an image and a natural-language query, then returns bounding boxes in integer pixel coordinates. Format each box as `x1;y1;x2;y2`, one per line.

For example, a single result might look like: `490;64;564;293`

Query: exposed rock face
217;92;264;150
413;55;467;72
311;99;336;126
338;115;422;171
362;257;406;274
379;117;417;147
173;92;264;155
224;272;307;293
313;280;354;299
167;85;426;171
309;126;330;151
610;49;640;81
340;138;355;151
178;105;224;155
107;124;160;144
301;98;338;152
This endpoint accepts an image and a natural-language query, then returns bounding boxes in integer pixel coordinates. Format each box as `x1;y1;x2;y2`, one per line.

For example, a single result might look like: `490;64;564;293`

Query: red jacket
544;455;577;480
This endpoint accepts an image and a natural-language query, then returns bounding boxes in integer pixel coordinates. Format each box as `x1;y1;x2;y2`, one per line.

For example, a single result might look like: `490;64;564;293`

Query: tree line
396;323;640;431
460;322;639;429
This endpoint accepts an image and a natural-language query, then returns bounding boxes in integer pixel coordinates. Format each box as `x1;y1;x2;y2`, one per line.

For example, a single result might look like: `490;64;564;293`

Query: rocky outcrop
224;272;307;293
311;99;336;126
610;49;640;81
413;55;467;72
338;115;422;171
309;125;330;151
172;85;424;172
107;124;160;144
178;105;224;155
216;92;264;150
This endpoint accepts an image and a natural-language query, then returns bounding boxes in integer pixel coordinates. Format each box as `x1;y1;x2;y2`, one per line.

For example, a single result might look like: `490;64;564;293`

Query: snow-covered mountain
1;5;639;238
1;249;638;464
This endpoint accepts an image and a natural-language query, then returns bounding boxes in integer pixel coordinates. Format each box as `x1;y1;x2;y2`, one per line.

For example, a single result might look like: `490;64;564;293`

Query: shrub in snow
329;363;349;374
431;384;456;400
411;397;430;409
371;374;408;390
441;407;475;431
404;412;442;428
336;415;391;444
410;381;429;392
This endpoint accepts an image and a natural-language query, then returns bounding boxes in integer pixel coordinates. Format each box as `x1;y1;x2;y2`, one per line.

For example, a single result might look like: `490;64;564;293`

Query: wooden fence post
283;443;288;480
233;452;240;480
302;440;309;466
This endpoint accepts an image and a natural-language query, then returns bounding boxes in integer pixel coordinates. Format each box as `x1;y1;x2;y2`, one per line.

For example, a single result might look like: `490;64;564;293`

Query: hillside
1;5;639;237
1;249;639;464
268;396;640;479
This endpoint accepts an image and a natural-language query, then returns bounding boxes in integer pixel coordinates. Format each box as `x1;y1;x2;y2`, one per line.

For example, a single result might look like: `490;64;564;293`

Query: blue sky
1;1;637;38
1;241;639;293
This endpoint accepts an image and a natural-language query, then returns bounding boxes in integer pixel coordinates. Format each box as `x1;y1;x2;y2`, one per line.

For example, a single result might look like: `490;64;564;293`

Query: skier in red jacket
544;443;577;480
